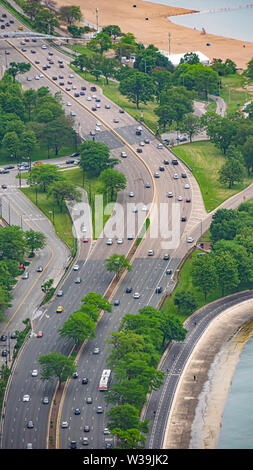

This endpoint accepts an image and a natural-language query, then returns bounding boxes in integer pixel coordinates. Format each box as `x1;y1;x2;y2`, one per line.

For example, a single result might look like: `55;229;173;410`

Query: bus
99;369;111;391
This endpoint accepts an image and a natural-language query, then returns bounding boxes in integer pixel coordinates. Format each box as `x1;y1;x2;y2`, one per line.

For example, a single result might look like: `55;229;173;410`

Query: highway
0;4;208;450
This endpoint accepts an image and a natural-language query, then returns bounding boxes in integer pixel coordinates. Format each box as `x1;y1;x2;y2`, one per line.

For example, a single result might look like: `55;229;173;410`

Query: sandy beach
164;299;253;449
55;0;253;69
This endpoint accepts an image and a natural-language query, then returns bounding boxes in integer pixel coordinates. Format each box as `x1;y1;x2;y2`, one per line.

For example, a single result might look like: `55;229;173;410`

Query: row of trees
0;226;45;320
0;72;76;160
191;206;253;300
103;306;186;448
200;109;253;188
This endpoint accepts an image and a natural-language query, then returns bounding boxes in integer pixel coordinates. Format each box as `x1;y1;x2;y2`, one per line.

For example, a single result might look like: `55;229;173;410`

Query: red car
33;161;43;166
37;331;43;338
83;238;88;243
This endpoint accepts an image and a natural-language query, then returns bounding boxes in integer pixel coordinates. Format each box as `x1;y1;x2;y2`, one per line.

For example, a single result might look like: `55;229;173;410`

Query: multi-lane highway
0;4;209;450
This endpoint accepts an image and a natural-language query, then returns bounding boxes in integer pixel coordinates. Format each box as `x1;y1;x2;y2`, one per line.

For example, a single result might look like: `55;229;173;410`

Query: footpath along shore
164;298;253;449
55;0;253;69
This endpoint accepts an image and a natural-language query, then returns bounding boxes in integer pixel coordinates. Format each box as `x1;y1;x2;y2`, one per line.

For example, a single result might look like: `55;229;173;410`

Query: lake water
217;334;253;449
143;1;253;42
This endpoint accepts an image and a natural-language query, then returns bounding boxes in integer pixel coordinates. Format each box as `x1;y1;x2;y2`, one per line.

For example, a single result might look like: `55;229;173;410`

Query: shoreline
164;299;253;449
55;0;253;69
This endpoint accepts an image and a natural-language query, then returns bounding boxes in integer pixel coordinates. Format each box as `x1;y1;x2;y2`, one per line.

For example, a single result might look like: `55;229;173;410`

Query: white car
70;111;76;116
187;237;194;243
61;421;69;428
32;369;38;377
104;428;110;435
107;239;113;245
173;174;179;179
34;75;40;80
96;121;101;126
23;394;30;402
95;126;101;131
184;183;190;189
41;45;47;49
142;205;147;211
133;292;140;299
73;264;79;271
117;238;123;244
87;96;92;101
148;250;154;256
139;141;145;146
92;95;97;99
129;192;134;197
39;74;44;78
81;227;87;233
69;74;74;78
72;85;77;90
178;195;183;201
66;102;71;106
168;192;173;198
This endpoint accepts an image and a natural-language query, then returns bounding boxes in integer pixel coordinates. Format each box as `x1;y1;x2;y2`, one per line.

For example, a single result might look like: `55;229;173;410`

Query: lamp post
96;8;99;31
49;208;55;225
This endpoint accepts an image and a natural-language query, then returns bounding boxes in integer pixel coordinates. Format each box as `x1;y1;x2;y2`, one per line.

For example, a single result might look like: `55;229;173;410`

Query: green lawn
220;74;253;113
173;141;253;212
21;187;75;253
0;142;77;166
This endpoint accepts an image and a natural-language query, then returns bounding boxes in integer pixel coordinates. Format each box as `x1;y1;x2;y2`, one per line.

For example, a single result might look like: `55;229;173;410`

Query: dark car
1;184;7;189
70;152;80;157
65;159;75;164
166;269;172;275
84;425;90;432
181;216;187;222
1;350;7;357
52;76;57;80
74;93;80;97
74;408;81;415
159;166;165;171
0;25;5;29
4;165;14;170
136;130;142;135
164;159;169;165
181;173;187;178
2;13;7;17
163;254;170;260
186;197;191;203
82;377;88;384
119;109;124;113
172;159;178;165
114;300;120;306
70;441;77;449
42;66;47;70
81;86;86;90
90;86;96;91
1;335;7;341
91;107;97;111
126;287;132;293
155;286;163;294
136;148;142;153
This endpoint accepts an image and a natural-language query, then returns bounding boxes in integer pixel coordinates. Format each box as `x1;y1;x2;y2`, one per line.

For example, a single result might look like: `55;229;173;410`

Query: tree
28;164;64;192
34;8;59;34
100;57;118;84
24;229;45;256
154;104;176;130
38;351;76;386
67;24;85;37
159;314;187;346
99;169;126;201
47;180;82;212
105;254;132;276
213;251;239;296
152;69;172;101
180;52;200;65
174;291;197;314
0;226;27;261
111;427;146;449
2;131;19;159
58;311;96;345
180;113;203;142
246;57;253;79
81;292;112;312
88;32;113;55
205;115;236;155
20;130;37;161
211;58;237;76
44;115;75;155
79;140;118;177
219;157;246;188
7;62;31;82
210;208;240;243
134;44;173;74
106;404;149;432
119;71;155;109
23;0;43;20
192;254;219;301
41;278;54;294
23;89;37;120
59;5;82;24
102;25;121;39
212;239;253;285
